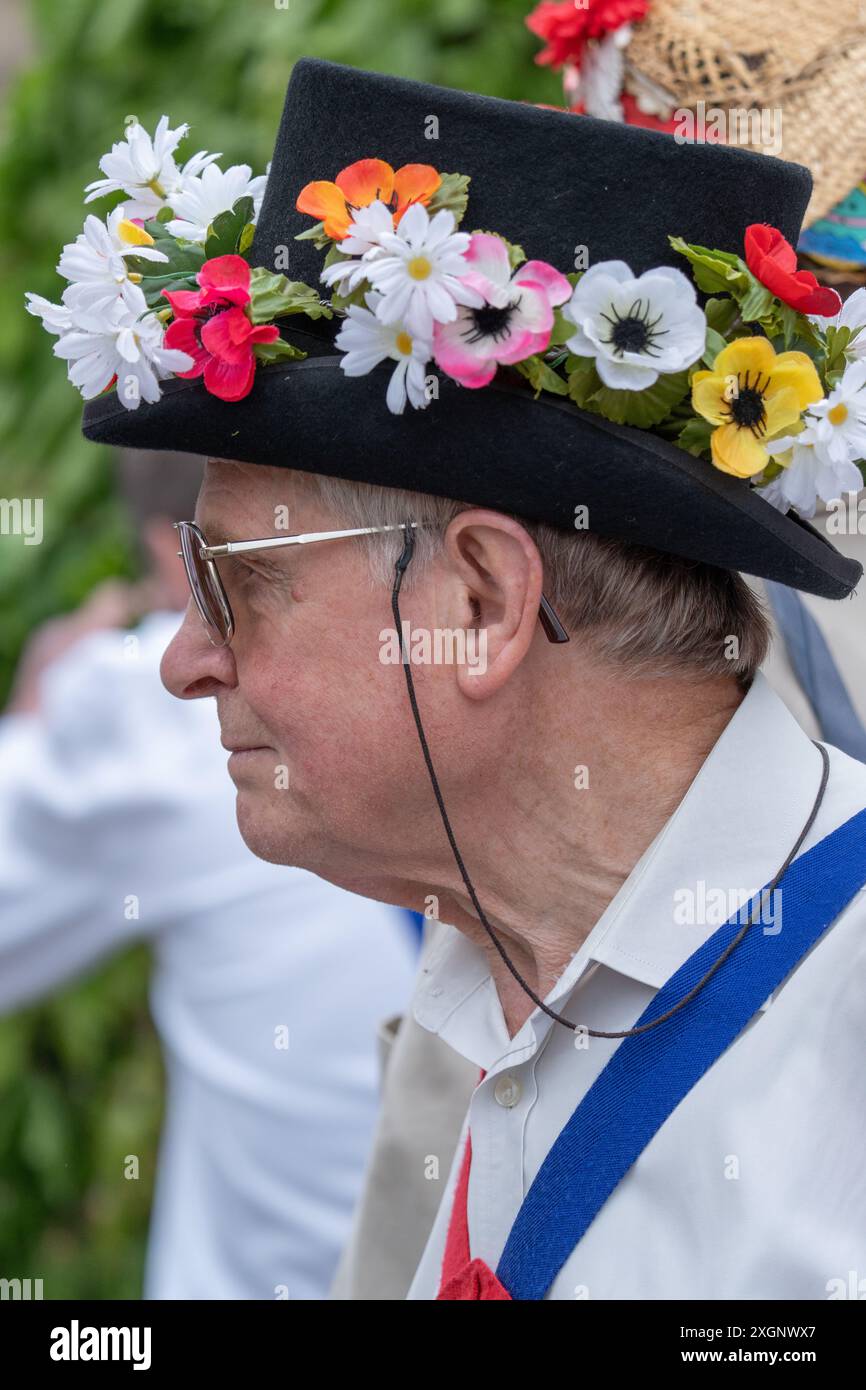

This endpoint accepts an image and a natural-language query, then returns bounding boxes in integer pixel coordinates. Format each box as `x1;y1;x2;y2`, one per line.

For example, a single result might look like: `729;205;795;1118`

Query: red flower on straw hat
526;0;649;71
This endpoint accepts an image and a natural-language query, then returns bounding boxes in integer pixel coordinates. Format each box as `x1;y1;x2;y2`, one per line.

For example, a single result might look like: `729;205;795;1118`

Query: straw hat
623;0;866;226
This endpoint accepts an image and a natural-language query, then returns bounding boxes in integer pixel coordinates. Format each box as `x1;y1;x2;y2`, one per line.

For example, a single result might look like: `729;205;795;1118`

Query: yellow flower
691;337;823;478
116;218;156;248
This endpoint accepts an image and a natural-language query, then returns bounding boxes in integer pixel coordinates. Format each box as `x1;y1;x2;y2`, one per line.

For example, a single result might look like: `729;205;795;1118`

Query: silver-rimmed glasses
174;519;569;647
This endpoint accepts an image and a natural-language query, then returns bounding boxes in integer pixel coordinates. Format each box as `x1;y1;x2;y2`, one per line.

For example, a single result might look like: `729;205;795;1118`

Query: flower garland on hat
26;117;866;522
295;158;866;520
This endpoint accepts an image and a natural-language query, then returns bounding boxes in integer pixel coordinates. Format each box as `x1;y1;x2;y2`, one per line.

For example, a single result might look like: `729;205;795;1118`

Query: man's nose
160;600;237;699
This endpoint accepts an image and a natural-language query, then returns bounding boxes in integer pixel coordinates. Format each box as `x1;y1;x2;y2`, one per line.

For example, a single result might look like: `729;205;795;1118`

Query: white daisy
362;202;482;340
165;162;268;243
25;292;74;335
252;160;271;222
57;205;167;293
758;439;863;518
50;285;194;408
760;361;866;516
562;260;707;390
321;199;394;293
60;276;145;327
805;358;866;466
163;147;224;202
84;116;203;219
335;291;432;414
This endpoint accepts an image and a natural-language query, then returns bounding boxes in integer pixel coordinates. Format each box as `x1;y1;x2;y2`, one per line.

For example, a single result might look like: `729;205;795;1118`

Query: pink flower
433;234;572;388
163;254;279;401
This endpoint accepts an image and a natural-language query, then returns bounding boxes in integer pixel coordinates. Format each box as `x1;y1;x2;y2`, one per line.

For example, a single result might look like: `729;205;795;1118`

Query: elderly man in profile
158;457;866;1300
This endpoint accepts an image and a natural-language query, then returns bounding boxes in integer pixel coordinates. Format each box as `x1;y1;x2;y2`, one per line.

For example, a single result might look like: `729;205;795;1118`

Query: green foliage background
0;0;556;1298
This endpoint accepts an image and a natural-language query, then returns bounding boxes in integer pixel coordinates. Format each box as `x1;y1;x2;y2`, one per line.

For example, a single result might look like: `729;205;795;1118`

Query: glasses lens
177;522;232;645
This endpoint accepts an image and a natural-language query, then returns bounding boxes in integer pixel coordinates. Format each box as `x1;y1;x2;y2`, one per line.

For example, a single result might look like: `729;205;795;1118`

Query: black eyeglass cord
391;522;831;1039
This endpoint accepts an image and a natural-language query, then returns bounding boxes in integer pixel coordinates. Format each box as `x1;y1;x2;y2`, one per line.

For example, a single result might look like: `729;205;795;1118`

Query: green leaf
294;220;332;250
702;327;728;369
758;458;786;484
125;220;207;309
824;324;853;376
248;267;333;323
588;369;691;428
566;354;602;407
514;355;568;398
737;278;777;324
777;305;824;355
125;240;205;282
676;416;715;458
204;195;254;259
669;236;751;296
330;286;368;313
705;296;740;336
238;222;255;256
549;302;576;345
139;218;183;249
253;337;308;364
427;172;470;224
135;271;201;309
567;354;691;426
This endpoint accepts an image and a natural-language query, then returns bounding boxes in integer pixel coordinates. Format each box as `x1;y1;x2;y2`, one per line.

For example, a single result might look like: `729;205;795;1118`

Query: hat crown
252;57;812;292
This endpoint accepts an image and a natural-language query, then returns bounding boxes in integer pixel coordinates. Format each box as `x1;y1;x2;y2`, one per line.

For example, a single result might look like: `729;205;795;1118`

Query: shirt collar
413;672;828;1065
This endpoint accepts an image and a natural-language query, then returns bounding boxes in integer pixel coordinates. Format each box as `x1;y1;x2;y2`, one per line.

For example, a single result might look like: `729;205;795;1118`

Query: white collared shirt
407;673;866;1300
0;612;419;1299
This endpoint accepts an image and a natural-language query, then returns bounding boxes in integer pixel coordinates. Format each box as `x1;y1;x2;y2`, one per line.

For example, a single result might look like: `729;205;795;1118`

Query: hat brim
82;325;861;601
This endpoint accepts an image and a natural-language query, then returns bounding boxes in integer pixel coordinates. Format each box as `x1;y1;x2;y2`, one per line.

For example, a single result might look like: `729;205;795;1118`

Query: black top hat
81;58;862;600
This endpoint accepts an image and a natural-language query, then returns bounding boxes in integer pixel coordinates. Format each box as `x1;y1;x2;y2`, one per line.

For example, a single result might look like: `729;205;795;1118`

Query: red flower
526;0;648;71
744;225;842;318
163;254;279;401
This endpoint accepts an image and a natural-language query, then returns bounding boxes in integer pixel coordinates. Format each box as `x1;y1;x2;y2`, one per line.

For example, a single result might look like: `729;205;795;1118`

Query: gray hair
305;471;771;683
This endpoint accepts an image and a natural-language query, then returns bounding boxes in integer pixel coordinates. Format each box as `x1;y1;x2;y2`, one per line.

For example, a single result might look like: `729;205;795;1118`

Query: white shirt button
493;1074;522;1108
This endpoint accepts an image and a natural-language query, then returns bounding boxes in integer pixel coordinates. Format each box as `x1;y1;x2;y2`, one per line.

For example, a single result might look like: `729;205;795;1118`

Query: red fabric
620;93;681;134
435;1072;513;1300
438;1254;513;1299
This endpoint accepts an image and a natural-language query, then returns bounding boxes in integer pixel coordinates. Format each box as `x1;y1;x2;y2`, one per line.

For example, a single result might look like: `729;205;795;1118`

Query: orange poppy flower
296;158;441;240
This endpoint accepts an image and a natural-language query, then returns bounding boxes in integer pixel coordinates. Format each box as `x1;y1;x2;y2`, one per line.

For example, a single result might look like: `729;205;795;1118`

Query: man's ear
442;509;544;700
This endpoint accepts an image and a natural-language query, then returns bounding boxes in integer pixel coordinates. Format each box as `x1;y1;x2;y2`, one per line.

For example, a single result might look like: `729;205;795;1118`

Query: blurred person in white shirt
0;449;420;1300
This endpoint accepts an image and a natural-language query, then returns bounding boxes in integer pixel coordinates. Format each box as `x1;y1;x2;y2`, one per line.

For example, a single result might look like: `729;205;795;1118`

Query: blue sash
764;580;866;763
495;804;866;1301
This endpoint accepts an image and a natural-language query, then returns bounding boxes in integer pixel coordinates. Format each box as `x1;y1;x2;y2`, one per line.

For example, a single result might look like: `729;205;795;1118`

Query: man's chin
234;793;302;866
